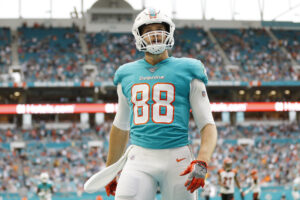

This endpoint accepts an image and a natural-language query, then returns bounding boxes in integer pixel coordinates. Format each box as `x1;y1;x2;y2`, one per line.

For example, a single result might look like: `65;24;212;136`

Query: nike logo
176;158;186;162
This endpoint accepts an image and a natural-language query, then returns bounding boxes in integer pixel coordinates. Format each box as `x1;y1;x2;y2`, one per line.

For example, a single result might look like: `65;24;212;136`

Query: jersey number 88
131;83;175;125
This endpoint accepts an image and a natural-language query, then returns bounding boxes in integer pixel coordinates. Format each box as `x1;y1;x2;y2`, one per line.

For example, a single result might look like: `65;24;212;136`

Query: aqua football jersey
114;57;208;149
38;182;52;191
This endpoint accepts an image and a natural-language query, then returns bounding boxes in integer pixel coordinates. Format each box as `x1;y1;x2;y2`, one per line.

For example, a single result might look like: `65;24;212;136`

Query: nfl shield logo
148;8;159;19
202;91;206;97
149;67;158;72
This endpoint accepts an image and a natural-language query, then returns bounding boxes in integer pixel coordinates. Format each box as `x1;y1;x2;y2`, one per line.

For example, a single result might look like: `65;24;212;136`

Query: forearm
106;125;129;166
235;177;241;189
196;124;217;164
244;185;254;194
218;176;222;187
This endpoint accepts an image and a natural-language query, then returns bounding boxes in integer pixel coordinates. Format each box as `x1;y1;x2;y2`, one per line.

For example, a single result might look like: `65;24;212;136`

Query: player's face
140;23;167;45
224;163;232;171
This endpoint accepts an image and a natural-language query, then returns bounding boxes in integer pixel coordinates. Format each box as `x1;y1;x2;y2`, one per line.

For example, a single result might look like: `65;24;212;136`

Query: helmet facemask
223;158;233;171
138;29;173;55
224;163;232;171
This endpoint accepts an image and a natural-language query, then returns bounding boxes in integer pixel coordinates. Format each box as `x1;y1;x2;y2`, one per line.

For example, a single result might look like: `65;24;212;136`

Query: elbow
201;123;216;131
201;124;218;137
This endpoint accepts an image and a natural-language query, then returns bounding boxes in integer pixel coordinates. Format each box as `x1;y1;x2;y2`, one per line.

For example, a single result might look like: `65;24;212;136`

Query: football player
243;169;261;200
37;172;54;200
201;179;212;200
218;158;242;200
293;176;300;200
104;8;217;200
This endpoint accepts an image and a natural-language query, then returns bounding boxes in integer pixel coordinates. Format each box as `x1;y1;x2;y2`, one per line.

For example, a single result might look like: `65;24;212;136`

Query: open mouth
151;40;162;43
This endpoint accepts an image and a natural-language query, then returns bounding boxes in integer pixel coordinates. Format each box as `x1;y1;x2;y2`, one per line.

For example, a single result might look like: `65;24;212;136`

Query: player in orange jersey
218;158;242;200
243;169;261;200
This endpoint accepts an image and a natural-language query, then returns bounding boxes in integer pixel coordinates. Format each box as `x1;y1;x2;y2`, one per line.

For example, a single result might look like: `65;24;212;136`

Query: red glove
180;160;207;193
105;177;117;196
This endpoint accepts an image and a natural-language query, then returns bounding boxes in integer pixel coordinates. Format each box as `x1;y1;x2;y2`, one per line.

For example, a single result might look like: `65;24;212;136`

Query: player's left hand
105;177;117;196
180;160;207;193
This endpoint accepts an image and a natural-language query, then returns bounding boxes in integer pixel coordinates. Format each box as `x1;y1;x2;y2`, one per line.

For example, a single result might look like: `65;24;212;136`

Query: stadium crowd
85;32;140;82
0;121;299;194
1;25;296;83
273;29;300;64
18;24;85;82
211;28;298;81
0;28;12;78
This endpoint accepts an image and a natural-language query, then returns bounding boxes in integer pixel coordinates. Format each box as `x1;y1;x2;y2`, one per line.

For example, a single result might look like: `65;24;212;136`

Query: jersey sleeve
113;84;130;130
113;68;122;86
189;79;215;131
189;59;208;85
113;64;127;86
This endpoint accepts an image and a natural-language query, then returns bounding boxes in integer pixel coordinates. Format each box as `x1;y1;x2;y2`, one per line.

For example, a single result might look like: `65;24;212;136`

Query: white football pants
115;145;198;200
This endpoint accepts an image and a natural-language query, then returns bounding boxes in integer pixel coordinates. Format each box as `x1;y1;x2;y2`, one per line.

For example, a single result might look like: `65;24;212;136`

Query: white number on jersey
131;83;175;125
131;83;150;125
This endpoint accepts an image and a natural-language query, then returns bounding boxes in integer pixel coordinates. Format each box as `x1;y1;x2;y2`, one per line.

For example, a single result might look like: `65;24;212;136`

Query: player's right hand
105;177;117;196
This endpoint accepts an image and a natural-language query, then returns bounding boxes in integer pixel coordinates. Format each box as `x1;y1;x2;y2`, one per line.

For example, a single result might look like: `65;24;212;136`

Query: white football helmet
40;172;49;183
132;8;175;55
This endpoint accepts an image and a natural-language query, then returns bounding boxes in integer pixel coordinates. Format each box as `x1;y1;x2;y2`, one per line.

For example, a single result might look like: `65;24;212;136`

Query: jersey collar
142;56;173;67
